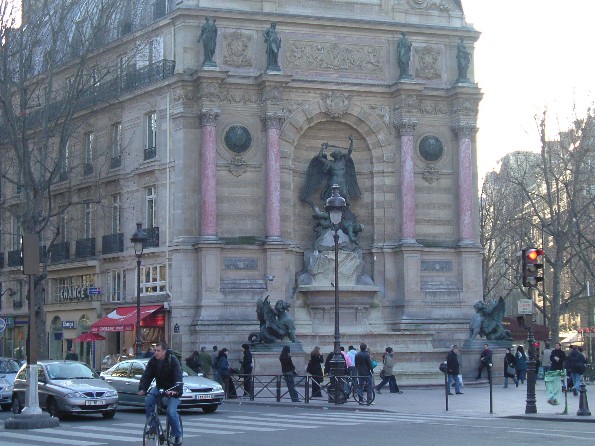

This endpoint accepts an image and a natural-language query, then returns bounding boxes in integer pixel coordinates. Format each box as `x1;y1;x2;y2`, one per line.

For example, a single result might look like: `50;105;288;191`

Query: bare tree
481;109;595;343
0;0;133;359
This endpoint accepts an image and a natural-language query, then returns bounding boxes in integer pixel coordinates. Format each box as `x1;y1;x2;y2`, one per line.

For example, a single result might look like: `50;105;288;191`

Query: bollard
488;363;493;414
577;382;592;416
445;372;449;412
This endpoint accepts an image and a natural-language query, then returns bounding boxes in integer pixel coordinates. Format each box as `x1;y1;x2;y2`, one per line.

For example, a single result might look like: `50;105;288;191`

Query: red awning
90;305;163;333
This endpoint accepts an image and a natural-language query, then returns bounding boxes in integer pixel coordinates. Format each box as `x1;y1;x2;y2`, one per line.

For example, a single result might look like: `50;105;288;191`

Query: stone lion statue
468;297;512;341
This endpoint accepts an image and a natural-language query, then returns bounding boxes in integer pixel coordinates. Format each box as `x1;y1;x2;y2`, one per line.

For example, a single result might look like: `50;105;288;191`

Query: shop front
0;316;28;361
90;304;166;358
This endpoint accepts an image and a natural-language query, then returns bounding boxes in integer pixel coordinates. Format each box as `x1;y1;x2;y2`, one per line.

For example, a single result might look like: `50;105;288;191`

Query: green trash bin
544;370;565;405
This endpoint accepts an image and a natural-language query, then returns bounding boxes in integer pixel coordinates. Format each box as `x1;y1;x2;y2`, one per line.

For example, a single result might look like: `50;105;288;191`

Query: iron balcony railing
75;238;96;259
102;233;124;255
7;250;22;267
143;226;160;249
50;242;70;263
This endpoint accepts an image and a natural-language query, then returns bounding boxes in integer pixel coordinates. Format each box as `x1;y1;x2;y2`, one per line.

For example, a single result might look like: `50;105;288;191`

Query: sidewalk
225;382;595;422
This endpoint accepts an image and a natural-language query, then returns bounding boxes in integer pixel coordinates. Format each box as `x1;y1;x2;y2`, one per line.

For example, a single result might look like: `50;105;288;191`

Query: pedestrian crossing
0;411;478;445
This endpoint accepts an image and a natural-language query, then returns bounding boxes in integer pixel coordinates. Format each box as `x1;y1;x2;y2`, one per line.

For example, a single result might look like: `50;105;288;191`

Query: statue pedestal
461;339;512;384
251;342;305;375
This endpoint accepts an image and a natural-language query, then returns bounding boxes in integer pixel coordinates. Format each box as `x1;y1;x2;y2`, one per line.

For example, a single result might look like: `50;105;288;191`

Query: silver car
0;376;12;411
12;360;119;419
0;358;20;411
101;358;224;413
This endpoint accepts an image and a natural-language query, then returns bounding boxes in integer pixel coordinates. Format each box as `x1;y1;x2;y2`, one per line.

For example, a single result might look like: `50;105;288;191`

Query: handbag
379;370;386;379
506;364;516;376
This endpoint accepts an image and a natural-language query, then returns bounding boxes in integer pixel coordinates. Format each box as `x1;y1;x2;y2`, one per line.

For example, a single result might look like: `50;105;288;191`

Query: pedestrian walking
541;343;552;373
375;347;403;394
503;347;519;388
65;347;78;361
515;345;527;384
211;346;220;382
185;350;201;374
198;346;212;377
306;346;324;398
347;345;357;376
279;345;300;402
447;345;463;395
240;343;253;397
567;344;587;396
355;343;374;403
476;343;492;380
217;348;237;398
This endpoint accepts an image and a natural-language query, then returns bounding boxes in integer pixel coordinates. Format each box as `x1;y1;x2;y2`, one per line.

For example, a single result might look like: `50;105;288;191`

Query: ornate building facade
0;0;482;378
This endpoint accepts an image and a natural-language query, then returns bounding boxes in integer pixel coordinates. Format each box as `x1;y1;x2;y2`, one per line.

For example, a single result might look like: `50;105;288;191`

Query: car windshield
46;362;98;380
0;359;21;373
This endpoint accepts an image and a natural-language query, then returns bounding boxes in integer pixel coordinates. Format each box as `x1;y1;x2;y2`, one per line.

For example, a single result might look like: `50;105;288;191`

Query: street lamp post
130;222;147;358
325;184;347;403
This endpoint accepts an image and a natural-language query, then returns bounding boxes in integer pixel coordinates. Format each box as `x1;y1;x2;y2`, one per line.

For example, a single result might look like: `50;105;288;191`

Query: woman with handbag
503;347;519;388
307;346;324;398
375;347;403;394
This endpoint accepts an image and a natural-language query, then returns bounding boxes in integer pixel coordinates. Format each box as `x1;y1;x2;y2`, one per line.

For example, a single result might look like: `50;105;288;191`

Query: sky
461;0;595;181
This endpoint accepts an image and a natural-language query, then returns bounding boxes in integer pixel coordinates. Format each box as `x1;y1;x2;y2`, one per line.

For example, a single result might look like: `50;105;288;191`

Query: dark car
12;360;118;419
101;358;224;413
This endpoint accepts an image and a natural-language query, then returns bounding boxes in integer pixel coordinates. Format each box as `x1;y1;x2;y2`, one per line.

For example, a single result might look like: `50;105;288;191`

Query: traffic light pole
525;321;537;414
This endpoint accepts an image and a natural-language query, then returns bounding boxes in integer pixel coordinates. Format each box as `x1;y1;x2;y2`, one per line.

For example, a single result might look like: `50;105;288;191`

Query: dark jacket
186;354;201;373
307;353;324;376
65;352;79;361
515;351;527;371
139;350;184;395
241;350;253;375
446;350;459;376
567;348;587;374
218;355;232;377
324;351;347;375
279;352;296;374
355;350;373;376
504;352;516;377
550;348;566;371
480;348;493;364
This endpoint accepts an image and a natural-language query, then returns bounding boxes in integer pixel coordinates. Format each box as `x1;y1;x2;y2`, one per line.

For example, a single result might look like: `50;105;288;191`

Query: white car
101;358;224;413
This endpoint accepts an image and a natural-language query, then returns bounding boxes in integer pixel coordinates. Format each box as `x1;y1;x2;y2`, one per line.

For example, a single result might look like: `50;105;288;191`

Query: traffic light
522;247;545;287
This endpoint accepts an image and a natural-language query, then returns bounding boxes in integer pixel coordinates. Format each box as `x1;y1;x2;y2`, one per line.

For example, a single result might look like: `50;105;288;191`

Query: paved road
2;404;595;446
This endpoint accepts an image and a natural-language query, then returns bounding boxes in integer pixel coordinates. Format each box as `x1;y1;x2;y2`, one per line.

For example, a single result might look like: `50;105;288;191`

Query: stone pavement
227;381;594;422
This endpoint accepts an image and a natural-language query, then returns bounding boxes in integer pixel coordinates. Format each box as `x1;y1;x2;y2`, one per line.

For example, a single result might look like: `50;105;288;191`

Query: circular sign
0;318;6;333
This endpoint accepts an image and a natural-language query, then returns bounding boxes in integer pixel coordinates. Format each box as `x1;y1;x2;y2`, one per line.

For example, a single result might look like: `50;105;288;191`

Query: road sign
518;300;534;315
0;318;6;333
88;287;101;295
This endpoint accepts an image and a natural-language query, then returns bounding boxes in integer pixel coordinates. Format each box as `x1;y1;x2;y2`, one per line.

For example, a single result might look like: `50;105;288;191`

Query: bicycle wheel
143;416;160;446
165;412;183;445
353;380;375;405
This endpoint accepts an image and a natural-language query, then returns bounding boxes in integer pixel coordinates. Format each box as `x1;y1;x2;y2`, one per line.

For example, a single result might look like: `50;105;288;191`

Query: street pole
135;255;142;358
525;289;537;414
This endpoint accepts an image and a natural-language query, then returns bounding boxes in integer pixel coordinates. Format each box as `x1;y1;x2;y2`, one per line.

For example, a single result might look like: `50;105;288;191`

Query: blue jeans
357;375;374;400
145;387;182;438
571;372;582;393
283;372;300;401
448;374;461;393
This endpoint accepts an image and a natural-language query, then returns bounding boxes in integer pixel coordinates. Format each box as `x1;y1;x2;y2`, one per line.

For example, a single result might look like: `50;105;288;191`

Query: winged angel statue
300;135;361;205
248;296;297;344
468;297;512;341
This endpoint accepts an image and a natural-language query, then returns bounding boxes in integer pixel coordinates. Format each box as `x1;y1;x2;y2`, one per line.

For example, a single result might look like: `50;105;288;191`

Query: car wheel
1;403;12;411
12;394;22;414
202;404;218;413
47;397;63;419
102;410;116;419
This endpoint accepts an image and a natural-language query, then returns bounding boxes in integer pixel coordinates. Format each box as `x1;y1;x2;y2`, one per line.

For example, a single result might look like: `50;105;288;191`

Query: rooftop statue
197;17;218;68
469;297;512;341
300;135;361;206
264;22;282;71
456;37;471;83
249;296;296;344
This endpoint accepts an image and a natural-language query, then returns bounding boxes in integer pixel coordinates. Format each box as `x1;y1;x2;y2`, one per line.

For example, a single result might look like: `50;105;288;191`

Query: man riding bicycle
138;341;184;445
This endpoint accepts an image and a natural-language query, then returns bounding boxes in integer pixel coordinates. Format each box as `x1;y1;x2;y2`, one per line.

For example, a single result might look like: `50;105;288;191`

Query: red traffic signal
522;247;545;288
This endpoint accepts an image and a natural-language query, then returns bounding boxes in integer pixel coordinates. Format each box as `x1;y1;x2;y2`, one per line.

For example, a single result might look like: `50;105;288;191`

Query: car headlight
212;384;223;392
65;391;86;399
103;390;118;398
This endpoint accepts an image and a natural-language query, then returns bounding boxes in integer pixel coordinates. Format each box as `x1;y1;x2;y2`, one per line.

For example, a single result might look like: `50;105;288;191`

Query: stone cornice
394;118;419;136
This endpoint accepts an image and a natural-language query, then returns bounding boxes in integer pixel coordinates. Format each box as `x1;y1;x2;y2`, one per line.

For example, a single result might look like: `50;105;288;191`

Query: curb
504;414;595;423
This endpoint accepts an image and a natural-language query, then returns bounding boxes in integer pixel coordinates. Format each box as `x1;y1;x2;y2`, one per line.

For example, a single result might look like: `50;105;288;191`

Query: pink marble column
396;119;418;245
263;112;286;241
453;123;476;244
199;109;220;239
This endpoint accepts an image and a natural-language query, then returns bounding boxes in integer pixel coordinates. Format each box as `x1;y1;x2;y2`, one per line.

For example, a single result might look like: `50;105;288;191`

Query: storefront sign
62;321;76;329
60;285;92;302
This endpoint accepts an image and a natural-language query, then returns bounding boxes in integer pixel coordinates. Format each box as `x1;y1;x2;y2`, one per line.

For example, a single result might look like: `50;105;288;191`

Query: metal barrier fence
222;374;371;404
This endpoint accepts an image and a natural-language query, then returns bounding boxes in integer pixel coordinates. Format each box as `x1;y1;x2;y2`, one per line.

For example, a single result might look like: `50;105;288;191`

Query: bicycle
327;374;376;405
143;384;184;446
